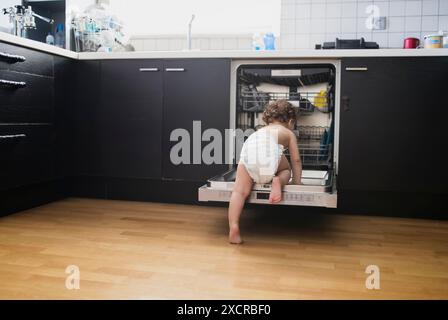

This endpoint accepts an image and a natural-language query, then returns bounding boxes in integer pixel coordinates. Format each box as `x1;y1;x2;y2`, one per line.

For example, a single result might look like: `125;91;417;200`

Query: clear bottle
252;33;264;51
55;23;65;48
46;32;54;45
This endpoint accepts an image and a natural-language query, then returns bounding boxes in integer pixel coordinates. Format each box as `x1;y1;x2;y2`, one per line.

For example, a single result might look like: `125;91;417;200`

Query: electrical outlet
372;16;387;30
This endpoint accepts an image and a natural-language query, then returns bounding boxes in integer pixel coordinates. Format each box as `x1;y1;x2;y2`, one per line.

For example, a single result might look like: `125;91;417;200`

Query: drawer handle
0;52;26;63
139;68;159;72
0;79;27;88
0;134;27;141
345;67;368;71
165;68;185;72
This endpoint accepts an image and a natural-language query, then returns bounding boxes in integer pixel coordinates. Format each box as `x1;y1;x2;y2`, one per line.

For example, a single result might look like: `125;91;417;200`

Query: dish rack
287;126;332;168
71;17;103;52
240;90;329;114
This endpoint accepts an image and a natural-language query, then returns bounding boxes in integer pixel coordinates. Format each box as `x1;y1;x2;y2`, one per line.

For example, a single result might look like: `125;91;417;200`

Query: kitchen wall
130;34;253;51
130;0;448;51
280;0;448;49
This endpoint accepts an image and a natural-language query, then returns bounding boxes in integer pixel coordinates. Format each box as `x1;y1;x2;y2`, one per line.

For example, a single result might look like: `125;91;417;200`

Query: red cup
403;37;420;49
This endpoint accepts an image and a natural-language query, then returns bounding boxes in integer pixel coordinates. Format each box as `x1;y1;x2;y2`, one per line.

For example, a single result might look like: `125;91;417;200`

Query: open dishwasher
198;60;340;208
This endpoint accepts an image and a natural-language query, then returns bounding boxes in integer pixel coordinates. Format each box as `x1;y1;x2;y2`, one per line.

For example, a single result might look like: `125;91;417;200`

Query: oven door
198;168;337;208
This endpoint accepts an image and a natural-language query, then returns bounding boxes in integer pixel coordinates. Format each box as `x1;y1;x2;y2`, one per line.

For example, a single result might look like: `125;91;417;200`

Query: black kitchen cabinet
0;125;57;191
0;41;60;192
0;70;54;124
54;56;76;178
162;59;231;181
100;60;163;179
74;60;103;177
339;57;448;194
0;41;53;77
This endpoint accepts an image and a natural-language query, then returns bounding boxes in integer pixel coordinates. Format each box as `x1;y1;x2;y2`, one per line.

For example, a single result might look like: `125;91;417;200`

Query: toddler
228;100;302;244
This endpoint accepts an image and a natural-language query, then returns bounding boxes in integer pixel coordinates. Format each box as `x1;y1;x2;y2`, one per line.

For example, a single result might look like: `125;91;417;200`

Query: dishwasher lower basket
292;126;332;168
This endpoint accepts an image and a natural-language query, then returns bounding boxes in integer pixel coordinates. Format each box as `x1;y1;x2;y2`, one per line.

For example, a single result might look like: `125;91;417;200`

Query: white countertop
77;48;448;60
2;32;448;60
0;32;78;59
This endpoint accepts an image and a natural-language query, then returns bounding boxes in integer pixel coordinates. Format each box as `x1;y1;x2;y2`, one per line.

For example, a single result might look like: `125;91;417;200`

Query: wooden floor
0;198;447;299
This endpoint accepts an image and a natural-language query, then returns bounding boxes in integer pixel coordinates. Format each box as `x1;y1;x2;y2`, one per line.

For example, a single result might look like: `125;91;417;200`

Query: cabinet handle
345;67;368;71
139;68;159;72
165;68;185;72
0;134;27;141
0;79;27;88
0;52;26;63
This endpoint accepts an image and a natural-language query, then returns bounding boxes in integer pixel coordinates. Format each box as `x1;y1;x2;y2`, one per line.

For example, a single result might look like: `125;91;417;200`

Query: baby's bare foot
269;176;282;204
229;226;243;244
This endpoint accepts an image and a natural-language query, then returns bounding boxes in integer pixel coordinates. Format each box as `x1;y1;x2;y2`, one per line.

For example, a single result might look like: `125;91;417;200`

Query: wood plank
0;198;447;299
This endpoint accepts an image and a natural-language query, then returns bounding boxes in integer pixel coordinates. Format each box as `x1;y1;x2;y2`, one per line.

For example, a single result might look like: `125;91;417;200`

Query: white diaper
239;130;284;184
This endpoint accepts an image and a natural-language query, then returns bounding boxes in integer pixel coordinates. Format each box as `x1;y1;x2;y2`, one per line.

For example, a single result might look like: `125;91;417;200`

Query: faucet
2;5;54;38
187;14;195;50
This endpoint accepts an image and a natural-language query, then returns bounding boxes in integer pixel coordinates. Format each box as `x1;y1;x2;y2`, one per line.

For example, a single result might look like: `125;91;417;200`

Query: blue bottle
263;33;276;50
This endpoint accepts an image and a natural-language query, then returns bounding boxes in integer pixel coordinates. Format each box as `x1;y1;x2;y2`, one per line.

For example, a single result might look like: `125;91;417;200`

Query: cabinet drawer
0;125;57;191
0;41;53;77
0;70;54;124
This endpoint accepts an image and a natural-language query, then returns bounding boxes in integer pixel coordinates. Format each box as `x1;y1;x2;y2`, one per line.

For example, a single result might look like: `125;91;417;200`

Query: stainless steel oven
198;59;341;208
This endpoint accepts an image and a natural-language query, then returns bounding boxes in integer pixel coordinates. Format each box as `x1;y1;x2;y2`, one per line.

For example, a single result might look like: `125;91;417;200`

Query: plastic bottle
252;33;264;51
440;30;448;48
55;23;65;48
263;32;276;50
46;32;54;45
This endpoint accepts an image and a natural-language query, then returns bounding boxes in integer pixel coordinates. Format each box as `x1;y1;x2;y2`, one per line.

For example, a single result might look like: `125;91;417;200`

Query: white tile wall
341;2;358;18
441;0;448;14
296;19;311;34
422;15;439;30
405;1;422;16
279;0;448;49
130;35;253;51
129;0;448;51
422;0;439;15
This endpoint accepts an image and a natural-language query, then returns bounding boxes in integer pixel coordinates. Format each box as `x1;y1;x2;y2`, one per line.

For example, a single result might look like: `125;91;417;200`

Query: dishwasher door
198;169;337;208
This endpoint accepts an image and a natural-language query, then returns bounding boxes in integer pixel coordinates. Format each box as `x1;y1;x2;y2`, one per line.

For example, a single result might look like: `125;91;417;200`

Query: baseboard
7;176;446;220
0;179;71;217
337;189;448;220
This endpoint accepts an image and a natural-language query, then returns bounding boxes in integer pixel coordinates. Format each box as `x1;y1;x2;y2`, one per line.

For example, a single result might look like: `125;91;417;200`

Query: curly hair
262;99;297;125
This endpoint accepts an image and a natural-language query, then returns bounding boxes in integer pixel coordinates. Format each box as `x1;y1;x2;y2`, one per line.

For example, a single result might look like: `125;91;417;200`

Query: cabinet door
54;56;76;178
0;125;57;191
74;61;103;176
0;41;53;77
339;57;448;194
100;60;163;178
162;59;230;181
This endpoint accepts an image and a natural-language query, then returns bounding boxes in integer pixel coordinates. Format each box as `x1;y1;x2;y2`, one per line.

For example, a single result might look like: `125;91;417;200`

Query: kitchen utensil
403;37;419;49
319;38;379;49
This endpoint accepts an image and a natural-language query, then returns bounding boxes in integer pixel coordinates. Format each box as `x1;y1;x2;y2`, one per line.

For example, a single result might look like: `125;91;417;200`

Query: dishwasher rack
240;90;329;114
290;126;333;168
